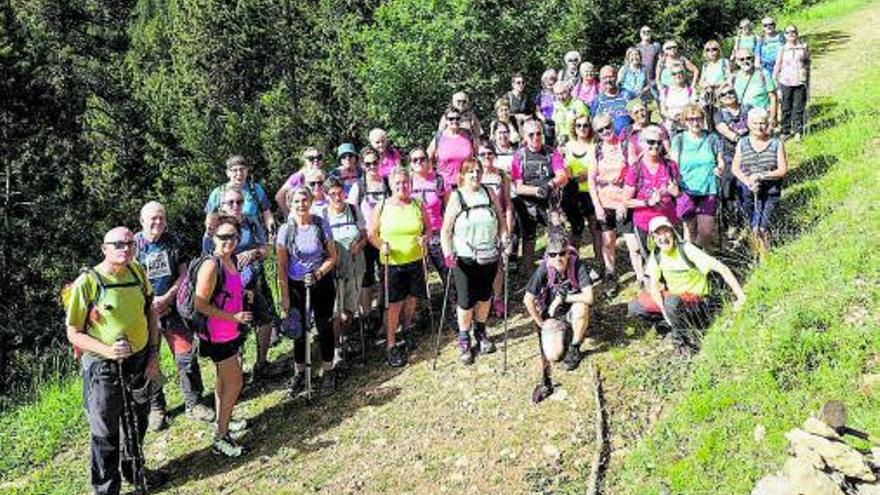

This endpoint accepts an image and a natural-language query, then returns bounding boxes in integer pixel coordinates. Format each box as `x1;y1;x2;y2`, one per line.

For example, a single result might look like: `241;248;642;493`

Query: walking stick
304;284;313;402
116;338;147;493
432;268;454;371
531;327;554;403
421;248;436;341
502;251;510;373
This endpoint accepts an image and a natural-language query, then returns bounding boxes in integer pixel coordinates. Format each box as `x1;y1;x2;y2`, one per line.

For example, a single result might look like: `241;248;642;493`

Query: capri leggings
288;275;336;364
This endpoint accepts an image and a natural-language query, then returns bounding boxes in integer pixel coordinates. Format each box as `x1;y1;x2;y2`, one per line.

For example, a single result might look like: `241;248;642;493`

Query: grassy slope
608;3;880;493
2;0;879;493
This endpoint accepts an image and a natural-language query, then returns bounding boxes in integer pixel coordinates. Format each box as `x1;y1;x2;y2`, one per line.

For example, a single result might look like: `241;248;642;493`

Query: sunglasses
105;240;135;250
223;199;244;206
763;23;775;27
527;132;542;138
308;181;323;187
340;153;356;159
364;161;378;167
705;47;719;52
645;139;662;147
546;251;564;259
447;116;461;122
477;151;495;157
665;46;677;50
306;155;323;162
513;80;524;85
671;71;684;76
597;125;613;134
736;58;752;62
215;233;240;242
785;30;797;35
720;91;736;98
687;117;703;123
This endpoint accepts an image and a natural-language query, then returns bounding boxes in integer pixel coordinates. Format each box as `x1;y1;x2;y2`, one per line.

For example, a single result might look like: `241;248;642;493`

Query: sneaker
320;371;336;396
333;348;345;369
288;372;306;398
212;433;243;458
147;409;167;432
185;403;215;423
458;331;474;365
386;344;407;368
492;297;505;318
562;345;583;371
459;348;474;365
478;336;496;355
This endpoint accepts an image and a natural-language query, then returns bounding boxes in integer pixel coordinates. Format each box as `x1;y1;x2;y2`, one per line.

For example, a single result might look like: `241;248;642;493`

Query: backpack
412;173;445;203
453;185;499;264
538;245;581;313
60;264;150;359
176;254;229;341
285;215;328;261
661;84;694;101
356;175;390;207
650;240;697;288
731;70;767;103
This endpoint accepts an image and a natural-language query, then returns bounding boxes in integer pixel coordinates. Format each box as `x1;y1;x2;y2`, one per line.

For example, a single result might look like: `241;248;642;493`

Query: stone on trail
790;441;827;470
542;444;561;461
786;428;876;481
856;483;880;495
754;424;767;444
750;474;794;495
783;458;845;495
803;417;840;440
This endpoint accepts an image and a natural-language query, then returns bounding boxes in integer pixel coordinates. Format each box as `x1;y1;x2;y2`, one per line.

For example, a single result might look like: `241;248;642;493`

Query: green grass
607;63;880;495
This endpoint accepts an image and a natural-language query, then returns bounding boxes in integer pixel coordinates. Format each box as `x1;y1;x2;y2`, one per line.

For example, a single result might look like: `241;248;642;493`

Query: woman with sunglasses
660;63;697;136
329;143;362;197
347;148;390;335
205;155;275;235
562;114;600;257
441;158;508;364
573;62;600;107
276;147;326;217
194;215;251;457
773;25;810;140
368;166;432;368
618;48;651;103
621;99;669;164
756;16;785;77
623;125;682;253
656;40;699;90
277;186;338;396
698;40;731;120
670;104;724;249
713;83;751;220
731;108;788;252
304;168;328;216
476;140;514;317
588;113;644;291
428;106;474;192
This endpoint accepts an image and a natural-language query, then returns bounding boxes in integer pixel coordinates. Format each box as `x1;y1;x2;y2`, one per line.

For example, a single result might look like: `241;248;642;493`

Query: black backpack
285;216;328;261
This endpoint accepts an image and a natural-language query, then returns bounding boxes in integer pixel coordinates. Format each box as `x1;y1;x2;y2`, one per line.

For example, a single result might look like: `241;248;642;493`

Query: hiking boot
147;409;167;432
185;403;215;423
288;372;307;398
458;331;474;365
212;433;244;458
493;297;506;318
603;272;618;299
459;347;475;365
387;344;407;368
562;345;583;371
320;371;336;397
478;336;497;355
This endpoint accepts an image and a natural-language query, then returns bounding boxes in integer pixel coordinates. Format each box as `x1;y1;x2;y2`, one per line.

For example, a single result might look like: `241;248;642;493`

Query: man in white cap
627;216;746;355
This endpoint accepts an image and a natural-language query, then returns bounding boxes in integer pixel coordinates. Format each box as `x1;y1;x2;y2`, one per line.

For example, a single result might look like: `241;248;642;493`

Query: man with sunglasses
731;48;777;126
551;80;590;146
523;230;595;372
636;26;662;93
755;16;785;79
205;155;275;235
591;65;637;135
66;226;163;494
438;92;482;138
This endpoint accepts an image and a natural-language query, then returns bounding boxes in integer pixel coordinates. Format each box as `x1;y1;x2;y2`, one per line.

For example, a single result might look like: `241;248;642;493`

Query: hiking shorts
199;335;243;363
596;208;634;235
513;197;550;242
452;258;498;310
386;260;427;304
676;193;717;220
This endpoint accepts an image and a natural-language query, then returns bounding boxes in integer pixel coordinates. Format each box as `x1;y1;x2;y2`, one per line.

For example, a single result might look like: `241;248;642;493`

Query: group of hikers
64;16;808;494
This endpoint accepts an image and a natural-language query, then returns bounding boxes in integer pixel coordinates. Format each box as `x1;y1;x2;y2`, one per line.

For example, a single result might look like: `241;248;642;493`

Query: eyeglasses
410;157;426;163
785;30;797;35
671;71;684;76
763;22;775;27
664;46;677;51
705;47;719;52
645;139;662;147
364;161;378;167
215;233;239;242
305;154;323;162
308;181;323;187
546;251;564;258
105;240;135;250
597;124;613;134
736;57;752;62
223;199;244;206
477;151;495;157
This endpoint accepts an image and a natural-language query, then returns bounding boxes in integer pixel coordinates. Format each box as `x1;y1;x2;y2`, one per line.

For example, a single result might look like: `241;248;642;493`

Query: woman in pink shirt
428;107;474;191
773;25;810;140
409;146;451;291
194;216;252;457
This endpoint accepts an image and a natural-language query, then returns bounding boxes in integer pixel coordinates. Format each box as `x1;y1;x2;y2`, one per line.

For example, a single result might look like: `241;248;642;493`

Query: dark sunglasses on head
646;139;662;147
546;251;564;259
223;199;244;206
306;154;323;161
105;240;135;249
215;233;239;242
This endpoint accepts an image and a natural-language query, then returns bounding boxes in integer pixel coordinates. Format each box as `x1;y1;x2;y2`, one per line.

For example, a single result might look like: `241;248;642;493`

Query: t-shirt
525;257;592;318
65;263;153;355
670;132;722;196
590;90;636;134
713;105;752;163
552;98;590;143
506;91;534;117
378;200;424;265
661;85;695;126
618;65;649;96
134;231;181;297
348;176;388;229
733;70;776;110
329;166;363;196
411;173;446;231
637;41;662;81
756;33;785;74
510;147;566;182
624;159;681;231
646;243;719;297
435;132;473;191
324;204;366;280
378;147;402;179
276;217;334;281
206;263;243;344
593;138;629;209
204;181;271;226
565;142;597;193
534;90;556;120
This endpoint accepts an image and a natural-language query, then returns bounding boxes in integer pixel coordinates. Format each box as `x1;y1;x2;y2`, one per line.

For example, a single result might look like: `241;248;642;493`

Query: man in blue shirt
591;66;637;135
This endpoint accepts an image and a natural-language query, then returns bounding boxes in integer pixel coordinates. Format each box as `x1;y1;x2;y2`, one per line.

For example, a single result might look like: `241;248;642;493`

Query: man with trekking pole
65;227;164;494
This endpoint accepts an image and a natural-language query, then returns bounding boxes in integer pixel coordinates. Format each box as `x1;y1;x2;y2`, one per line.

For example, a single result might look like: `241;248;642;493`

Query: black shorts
386;260;427;304
452;258;498;310
561;189;596;237
596;208;634;234
513;197;550;242
363;244;379;288
199;336;242;363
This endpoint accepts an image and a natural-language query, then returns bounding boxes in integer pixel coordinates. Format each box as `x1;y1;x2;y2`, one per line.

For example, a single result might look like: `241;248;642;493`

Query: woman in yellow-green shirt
368;166;433;367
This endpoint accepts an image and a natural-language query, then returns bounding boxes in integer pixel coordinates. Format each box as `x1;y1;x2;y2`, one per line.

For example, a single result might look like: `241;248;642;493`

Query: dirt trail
7;2;880;494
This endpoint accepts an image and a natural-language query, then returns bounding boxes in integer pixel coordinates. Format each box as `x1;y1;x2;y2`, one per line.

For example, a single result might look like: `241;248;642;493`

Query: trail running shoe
478;337;497;355
185;403;215;423
387;344;407;368
562;345;583;371
212;433;243;458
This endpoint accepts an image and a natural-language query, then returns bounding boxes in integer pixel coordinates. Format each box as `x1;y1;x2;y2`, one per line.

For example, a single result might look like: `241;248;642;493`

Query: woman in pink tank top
428;106;474;191
194;216;252;457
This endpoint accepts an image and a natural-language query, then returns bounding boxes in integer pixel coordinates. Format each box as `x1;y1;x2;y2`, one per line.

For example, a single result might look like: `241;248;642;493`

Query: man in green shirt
732;48;778;124
66;227;161;494
628;216;746;355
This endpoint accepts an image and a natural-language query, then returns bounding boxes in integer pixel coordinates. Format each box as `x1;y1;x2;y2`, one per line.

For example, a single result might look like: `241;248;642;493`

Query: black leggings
288;276;336;364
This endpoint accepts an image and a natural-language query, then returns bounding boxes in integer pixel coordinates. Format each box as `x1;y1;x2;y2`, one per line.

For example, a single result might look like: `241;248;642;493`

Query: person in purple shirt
591;66;637;135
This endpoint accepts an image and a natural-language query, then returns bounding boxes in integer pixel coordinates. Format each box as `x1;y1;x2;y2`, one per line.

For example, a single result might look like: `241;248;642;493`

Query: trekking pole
116;338;147;494
421;247;436;341
502;247;510;374
432;268;454;371
304;283;313;403
531;327;553;403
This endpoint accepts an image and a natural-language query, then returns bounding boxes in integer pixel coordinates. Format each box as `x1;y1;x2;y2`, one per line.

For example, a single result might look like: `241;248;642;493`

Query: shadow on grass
785;154;838;186
803;29;850;57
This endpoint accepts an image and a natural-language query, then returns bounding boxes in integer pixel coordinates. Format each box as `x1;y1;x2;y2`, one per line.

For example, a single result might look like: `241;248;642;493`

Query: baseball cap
648;216;674;233
336;143;357;158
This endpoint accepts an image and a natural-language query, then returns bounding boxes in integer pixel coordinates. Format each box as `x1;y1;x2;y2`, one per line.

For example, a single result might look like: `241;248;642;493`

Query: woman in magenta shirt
194;215;252;457
428;107;474;192
623;125;682;250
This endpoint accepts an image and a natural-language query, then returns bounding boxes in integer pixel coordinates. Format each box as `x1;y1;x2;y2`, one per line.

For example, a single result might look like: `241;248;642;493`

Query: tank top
777;44;808;87
565;141;596;193
452;187;499;260
594;138;628;209
738;137;779;176
436;132;473;191
379;199;424;266
411;173;444;232
206;263;243;344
